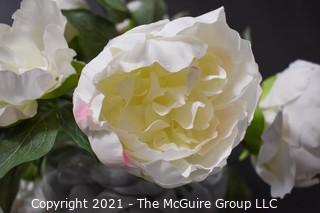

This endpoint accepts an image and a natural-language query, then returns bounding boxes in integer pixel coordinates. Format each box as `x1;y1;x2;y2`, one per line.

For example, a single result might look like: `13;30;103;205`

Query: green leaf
243;107;265;155
57;103;93;154
0;165;26;213
241;75;276;158
97;0;129;23
260;75;277;101
239;149;250;161
21;162;38;181
71;60;86;74
225;168;252;202
63;9;117;62
0;104;59;178
41;60;85;100
131;0;167;25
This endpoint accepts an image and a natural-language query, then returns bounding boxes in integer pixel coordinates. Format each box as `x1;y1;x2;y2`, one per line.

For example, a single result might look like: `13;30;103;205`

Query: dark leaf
131;0;167;25
0;165;26;213
0;103;60;178
57;103;93;154
97;0;129;23
63;9;117;62
243;107;265;155
260;75;276;101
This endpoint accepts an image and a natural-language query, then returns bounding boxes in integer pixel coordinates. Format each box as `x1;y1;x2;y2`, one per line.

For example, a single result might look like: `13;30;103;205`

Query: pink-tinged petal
74;100;92;130
122;151;134;167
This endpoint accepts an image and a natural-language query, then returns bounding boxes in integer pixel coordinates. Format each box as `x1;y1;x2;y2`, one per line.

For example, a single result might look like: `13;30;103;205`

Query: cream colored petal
52;48;77;83
171;101;205;130
12;0;66;49
0;69;53;105
0;24;10;36
0;34;46;72
152;88;187;116
43;24;69;56
145;72;165;102
119;106;145;133
43;22;76;82
0;101;37;127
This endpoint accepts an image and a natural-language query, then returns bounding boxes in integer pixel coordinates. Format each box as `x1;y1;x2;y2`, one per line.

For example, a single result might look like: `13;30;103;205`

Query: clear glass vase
12;147;228;213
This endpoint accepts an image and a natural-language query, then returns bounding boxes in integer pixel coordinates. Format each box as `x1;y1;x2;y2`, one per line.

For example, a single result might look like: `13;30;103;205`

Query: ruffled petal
0;69;53;105
113;36;207;73
255;111;296;198
153;7;225;38
0;101;37;127
260;60;312;109
12;0;66;50
89;130;125;165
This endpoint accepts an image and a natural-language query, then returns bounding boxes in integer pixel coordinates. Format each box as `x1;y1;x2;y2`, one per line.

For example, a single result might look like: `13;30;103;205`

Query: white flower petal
12;0;66;49
260;60;311;109
171;101;205;129
255;111;296;198
0;34;46;72
115;36;207;73
0;101;37;127
126;20;169;35
153;7;225;38
293;147;320;187
43;24;69;55
0;0;76;126
255;60;320;197
0;69;53;105
0;24;10;36
89;130;125;165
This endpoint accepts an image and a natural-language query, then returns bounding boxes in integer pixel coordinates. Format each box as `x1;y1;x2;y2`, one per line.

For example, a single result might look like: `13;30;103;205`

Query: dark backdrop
165;0;320;78
1;0;320;212
1;0;320;77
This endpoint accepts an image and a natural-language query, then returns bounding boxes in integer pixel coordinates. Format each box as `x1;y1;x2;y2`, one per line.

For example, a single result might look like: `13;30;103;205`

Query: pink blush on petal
74;101;92;129
122;151;133;167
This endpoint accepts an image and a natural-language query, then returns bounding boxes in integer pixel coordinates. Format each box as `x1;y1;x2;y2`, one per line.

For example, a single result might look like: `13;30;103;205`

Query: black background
1;0;320;212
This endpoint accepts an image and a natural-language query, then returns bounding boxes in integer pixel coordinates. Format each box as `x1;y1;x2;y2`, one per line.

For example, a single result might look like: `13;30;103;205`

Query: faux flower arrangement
0;0;319;212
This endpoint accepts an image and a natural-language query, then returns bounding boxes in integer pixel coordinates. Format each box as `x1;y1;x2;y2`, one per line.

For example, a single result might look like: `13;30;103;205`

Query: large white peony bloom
255;60;320;198
73;8;261;188
0;0;76;127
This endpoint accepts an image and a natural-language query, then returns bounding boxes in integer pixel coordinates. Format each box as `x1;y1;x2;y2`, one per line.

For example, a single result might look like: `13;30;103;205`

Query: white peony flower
255;60;320;198
0;0;76;127
73;8;261;188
